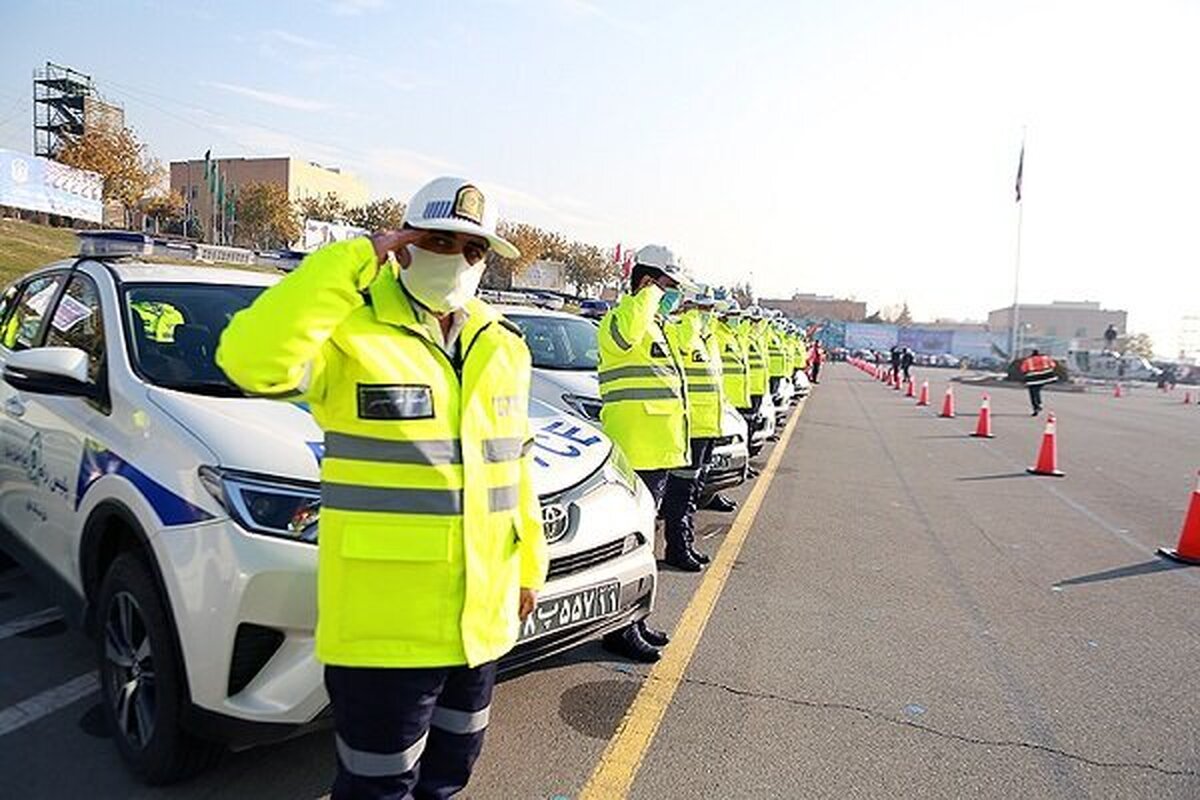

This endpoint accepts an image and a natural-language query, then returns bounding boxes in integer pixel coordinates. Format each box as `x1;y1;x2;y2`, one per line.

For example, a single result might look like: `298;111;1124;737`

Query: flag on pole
1015;143;1024;203
203;149;211;183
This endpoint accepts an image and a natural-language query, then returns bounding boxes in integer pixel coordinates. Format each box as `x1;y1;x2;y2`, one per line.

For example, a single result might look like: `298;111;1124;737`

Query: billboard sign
845;322;898;351
0;148;103;222
299;218;369;252
897;327;954;354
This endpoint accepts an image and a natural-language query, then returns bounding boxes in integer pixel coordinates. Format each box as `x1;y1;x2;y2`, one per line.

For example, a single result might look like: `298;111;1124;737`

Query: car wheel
96;553;223;783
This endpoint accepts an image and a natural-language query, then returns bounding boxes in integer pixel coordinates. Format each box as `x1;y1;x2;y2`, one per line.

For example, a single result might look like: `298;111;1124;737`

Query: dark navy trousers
661;437;715;556
324;661;497;800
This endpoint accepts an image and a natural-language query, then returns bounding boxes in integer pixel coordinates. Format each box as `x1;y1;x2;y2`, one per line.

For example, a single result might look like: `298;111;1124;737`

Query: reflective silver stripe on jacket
608;317;632;350
431;705;491;735
599;386;682;403
322;484;463;514
336;733;427;777
597;364;679;384
482;437;525;463
684;367;711;377
688;384;718;393
325;433;462;465
488;484;520;512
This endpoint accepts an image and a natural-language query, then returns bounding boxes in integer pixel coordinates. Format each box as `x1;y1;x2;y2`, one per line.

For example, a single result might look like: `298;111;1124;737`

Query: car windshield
507;313;599;370
124;283;267;396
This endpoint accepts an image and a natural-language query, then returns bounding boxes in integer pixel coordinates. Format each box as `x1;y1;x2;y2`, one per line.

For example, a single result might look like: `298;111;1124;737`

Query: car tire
96;552;223;784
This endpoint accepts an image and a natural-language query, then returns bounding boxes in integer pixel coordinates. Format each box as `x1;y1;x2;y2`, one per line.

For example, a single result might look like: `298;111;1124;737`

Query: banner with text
0;148;102;222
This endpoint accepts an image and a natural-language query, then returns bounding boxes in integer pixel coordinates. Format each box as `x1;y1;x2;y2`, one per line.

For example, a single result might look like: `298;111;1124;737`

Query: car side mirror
3;347;97;399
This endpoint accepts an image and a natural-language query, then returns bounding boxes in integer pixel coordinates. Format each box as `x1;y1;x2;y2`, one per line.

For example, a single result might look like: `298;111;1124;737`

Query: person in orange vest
1019;348;1057;415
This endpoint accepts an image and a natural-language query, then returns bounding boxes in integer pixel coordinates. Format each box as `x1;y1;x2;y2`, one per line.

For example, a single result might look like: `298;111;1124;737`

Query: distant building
988;301;1127;352
169;156;369;240
760;293;867;321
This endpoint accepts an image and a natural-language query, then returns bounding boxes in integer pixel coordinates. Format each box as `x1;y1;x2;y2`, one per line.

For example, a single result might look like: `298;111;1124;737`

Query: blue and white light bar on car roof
75;231;305;270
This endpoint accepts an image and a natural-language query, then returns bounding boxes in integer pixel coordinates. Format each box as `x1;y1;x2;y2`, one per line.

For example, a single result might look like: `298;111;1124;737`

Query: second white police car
0;233;657;783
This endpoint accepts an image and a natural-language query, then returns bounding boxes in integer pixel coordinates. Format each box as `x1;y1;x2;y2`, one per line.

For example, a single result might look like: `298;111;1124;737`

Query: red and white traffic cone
1027;413;1064;477
916;381;930;406
905;378;915;398
1113;383;1123;398
893;373;902;390
939;387;956;418
971;394;994;438
1158;471;1200;565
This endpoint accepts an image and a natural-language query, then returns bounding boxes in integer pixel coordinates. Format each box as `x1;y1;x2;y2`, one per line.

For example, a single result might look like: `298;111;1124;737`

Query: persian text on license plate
519;582;621;641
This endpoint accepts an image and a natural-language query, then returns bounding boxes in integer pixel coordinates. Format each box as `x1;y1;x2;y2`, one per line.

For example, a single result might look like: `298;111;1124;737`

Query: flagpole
1009;131;1025;360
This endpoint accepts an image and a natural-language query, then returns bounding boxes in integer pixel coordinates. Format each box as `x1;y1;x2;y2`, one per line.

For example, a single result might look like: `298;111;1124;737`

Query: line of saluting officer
216;179;813;798
595;244;812;663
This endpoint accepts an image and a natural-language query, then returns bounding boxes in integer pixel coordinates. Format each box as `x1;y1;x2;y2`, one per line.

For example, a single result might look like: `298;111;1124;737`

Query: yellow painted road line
579;399;807;799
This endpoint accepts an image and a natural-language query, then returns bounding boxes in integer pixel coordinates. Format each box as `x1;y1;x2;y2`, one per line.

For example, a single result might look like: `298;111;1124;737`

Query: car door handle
4;397;25;418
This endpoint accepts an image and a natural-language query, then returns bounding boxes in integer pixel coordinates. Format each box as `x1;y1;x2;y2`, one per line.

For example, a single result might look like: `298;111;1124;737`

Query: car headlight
561;393;602;422
199;466;320;543
602;443;638;495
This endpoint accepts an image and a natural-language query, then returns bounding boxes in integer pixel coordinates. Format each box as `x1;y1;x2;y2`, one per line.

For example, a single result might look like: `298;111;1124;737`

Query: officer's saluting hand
217;176;548;800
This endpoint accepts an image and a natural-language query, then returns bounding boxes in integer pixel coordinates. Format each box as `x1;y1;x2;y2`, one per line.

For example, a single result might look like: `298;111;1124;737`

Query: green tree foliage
296;192;348;223
346;198;406;231
235;182;300;249
56;121;163;225
1119;332;1155;359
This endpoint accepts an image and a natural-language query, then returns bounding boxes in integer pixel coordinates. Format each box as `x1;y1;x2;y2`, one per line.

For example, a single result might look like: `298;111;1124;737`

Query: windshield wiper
157;380;245;397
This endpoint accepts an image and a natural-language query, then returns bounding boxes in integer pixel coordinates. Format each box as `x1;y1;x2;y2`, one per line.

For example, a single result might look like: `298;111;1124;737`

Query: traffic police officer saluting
217;177;548;800
595;244;690;661
662;287;724;568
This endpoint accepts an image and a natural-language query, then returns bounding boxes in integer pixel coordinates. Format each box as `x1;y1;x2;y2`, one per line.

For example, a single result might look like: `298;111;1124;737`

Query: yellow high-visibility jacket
737;319;768;396
216;238;548;669
666;309;723;438
596;286;688;470
714;318;751;409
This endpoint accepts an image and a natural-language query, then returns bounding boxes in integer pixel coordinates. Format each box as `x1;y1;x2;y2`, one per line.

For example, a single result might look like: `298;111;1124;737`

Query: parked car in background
578;298;611;320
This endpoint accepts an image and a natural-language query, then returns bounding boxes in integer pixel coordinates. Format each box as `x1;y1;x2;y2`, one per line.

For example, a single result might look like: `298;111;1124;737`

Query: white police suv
0;233;657;783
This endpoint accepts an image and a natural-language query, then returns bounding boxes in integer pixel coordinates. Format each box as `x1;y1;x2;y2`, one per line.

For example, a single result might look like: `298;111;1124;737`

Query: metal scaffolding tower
33;62;122;157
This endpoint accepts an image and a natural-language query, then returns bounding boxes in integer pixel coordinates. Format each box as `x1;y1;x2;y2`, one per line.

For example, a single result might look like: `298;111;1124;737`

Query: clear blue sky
1;0;1197;355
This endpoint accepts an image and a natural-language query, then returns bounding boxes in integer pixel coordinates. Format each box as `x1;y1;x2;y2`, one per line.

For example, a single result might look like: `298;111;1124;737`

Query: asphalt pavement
0;363;1197;798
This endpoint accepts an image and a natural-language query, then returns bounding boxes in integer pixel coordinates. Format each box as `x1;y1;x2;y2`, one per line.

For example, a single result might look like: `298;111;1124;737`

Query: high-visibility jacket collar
369;266;503;354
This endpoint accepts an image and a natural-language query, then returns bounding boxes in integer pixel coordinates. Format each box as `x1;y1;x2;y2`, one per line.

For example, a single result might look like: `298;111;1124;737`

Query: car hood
532;368;600;401
147;390;611;496
147;388;325;482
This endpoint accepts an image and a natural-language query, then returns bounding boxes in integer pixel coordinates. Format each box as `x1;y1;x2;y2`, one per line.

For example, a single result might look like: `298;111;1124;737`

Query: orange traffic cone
1158;472;1200;565
1113;383;1123;398
939;387;955;418
905;378;915;398
916;381;930;406
1027;413;1064;477
893;373;902;390
971;394;994;438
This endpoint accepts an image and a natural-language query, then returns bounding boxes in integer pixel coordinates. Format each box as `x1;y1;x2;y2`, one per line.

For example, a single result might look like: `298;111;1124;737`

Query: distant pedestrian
900;347;914;382
889;345;902;383
1019;348;1057;415
1104;324;1119;352
809;342;823;384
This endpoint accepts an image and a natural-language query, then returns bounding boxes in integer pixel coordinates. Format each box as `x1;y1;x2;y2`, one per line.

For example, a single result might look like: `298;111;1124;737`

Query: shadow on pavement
1055;558;1192;588
956;472;1031;481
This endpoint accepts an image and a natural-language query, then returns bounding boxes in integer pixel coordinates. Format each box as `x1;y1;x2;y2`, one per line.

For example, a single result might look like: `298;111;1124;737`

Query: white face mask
399;245;486;314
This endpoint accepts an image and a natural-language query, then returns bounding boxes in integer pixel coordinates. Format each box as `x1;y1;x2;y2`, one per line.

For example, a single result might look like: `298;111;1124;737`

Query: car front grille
547;536;633;580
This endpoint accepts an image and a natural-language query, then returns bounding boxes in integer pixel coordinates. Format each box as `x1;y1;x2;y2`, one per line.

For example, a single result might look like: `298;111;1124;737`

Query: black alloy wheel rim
103;591;157;749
